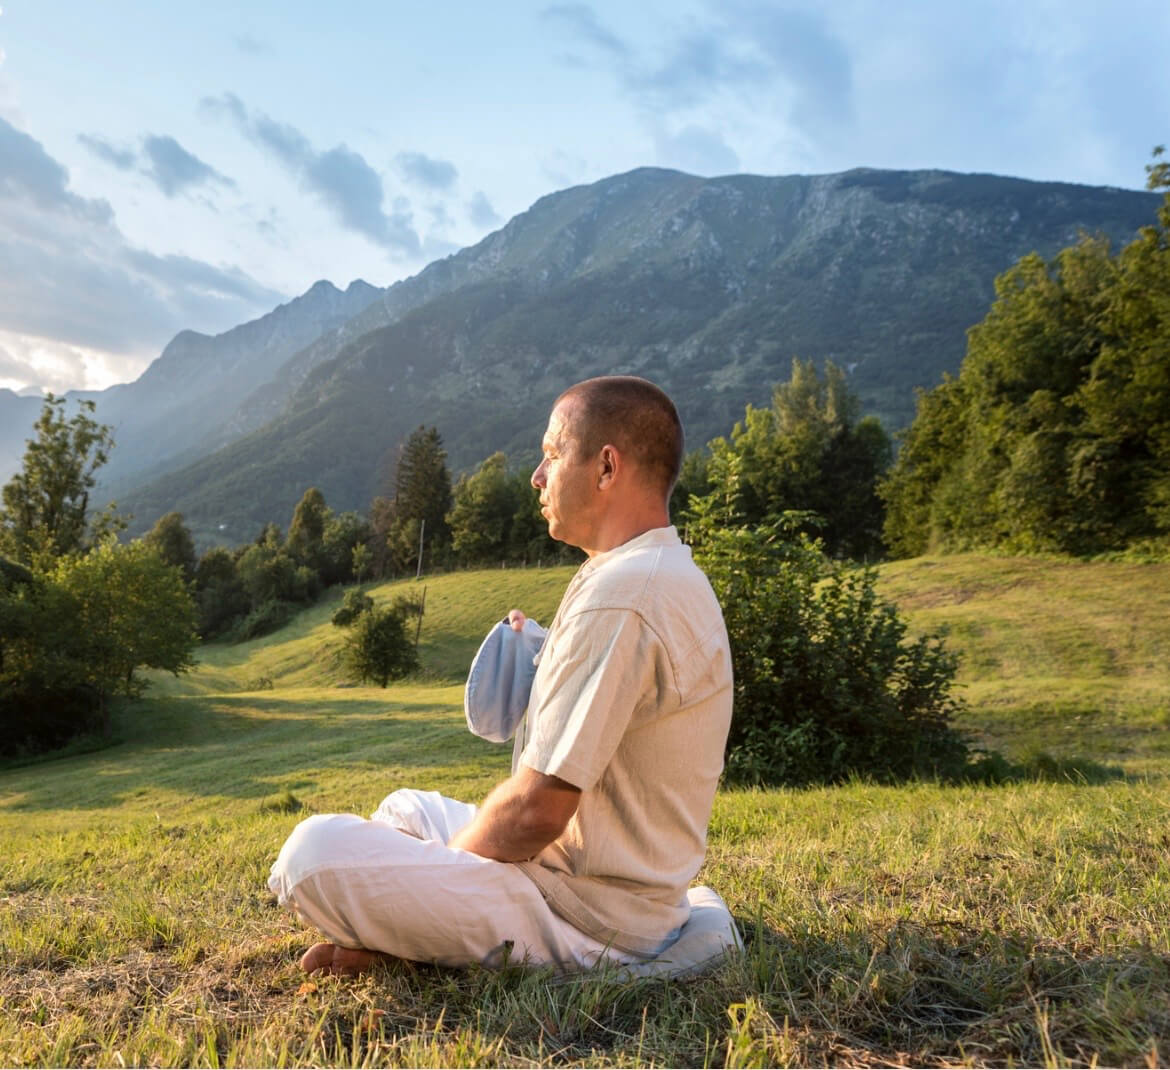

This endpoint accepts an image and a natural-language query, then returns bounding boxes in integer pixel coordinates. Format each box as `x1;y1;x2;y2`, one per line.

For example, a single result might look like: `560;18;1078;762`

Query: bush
331;588;374;627
689;505;969;785
228;599;296;642
344;606;418;687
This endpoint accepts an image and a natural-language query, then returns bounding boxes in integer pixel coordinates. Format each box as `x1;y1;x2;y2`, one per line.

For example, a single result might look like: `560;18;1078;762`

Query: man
269;376;733;974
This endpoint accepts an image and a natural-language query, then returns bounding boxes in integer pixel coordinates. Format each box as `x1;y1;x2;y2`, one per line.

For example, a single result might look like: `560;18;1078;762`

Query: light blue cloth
464;618;546;743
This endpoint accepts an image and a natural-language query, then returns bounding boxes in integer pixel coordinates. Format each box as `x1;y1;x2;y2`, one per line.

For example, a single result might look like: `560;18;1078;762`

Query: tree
0;557;99;754
51;540;197;729
386;426;452;573
321;510;372;586
143;512;197;582
287;487;329;572
688;504;968;785
193;546;250;638
344;605;418;686
693;360;892;559
0;394;116;566
448;452;523;564
881;155;1170;557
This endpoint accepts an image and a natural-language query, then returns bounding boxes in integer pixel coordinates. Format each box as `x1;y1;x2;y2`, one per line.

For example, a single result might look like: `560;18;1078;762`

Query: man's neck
581;507;671;559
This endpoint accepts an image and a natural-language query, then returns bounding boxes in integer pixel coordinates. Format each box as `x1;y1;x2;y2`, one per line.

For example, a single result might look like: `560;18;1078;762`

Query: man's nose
531;461;546;489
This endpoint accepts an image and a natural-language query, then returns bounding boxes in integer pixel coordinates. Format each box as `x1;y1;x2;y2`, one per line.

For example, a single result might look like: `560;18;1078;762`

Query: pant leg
268;796;639;970
369;788;477;842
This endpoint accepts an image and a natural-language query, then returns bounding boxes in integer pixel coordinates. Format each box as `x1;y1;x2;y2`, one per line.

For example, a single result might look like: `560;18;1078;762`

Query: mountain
0;279;384;494
112;166;1160;543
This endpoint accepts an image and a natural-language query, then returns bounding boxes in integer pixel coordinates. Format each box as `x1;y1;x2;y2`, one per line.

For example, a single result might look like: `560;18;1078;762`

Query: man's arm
447;764;580;862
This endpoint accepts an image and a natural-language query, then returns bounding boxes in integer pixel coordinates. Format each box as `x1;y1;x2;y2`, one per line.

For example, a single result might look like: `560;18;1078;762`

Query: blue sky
1;0;1167;395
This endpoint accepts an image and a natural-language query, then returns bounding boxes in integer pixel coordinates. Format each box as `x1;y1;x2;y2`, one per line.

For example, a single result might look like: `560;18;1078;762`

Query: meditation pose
269;376;734;974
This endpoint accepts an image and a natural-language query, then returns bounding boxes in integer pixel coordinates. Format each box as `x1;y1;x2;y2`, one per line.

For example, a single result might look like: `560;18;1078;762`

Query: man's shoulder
572;533;724;639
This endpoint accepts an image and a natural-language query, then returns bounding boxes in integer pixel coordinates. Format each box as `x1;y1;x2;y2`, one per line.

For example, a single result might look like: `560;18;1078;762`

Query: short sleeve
520;607;659;790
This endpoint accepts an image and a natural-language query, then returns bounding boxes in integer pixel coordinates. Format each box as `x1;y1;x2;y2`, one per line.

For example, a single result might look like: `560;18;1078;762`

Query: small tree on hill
344;603;418;687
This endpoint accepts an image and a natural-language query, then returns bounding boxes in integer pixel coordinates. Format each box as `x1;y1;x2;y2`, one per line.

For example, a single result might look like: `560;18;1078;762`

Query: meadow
1;556;1168;1067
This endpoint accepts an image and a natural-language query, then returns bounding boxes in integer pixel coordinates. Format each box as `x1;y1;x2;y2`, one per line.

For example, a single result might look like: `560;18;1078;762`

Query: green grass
1;556;1169;1066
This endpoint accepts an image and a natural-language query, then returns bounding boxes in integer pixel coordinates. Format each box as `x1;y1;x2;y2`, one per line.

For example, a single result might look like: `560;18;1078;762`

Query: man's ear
597;444;619;489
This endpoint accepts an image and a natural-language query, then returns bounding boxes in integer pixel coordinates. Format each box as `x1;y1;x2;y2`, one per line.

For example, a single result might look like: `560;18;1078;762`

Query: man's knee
269;813;363;900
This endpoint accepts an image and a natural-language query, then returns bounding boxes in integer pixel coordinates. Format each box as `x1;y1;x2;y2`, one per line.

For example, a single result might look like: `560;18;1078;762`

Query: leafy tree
193;547;250;639
344;604;418;687
386;426;452;573
0;558;99;754
882;155;1170;557
448;452;523;564
286;487;329;572
51;540;197;727
688;504;968;785
143;511;197;582
0;394;117;566
693;360;892;559
320;510;372;586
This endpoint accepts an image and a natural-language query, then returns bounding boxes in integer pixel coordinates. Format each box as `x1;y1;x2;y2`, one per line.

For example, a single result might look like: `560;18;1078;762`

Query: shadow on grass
0;690;502;812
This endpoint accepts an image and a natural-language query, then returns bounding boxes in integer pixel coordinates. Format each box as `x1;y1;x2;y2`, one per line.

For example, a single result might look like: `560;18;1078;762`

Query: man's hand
448;765;580;862
507;608;527;632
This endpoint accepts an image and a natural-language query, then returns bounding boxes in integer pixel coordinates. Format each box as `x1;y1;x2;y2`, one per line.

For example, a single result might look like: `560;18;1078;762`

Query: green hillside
1;557;1168;1066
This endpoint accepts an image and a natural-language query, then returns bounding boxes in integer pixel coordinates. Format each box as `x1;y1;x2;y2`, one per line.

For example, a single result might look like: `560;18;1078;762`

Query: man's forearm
448;766;580;862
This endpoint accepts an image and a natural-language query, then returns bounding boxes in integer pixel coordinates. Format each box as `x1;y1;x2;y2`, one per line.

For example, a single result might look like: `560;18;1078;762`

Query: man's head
533;376;683;555
554;376;683;496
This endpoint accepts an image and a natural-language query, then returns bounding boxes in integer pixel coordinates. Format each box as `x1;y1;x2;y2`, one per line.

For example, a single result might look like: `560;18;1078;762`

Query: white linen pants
268;789;641;969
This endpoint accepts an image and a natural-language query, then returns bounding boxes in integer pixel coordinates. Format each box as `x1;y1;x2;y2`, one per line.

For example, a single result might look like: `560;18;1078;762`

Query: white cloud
0;116;284;389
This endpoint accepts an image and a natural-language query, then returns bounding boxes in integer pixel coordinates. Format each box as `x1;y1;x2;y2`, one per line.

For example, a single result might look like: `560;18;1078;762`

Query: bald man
269;376;733;975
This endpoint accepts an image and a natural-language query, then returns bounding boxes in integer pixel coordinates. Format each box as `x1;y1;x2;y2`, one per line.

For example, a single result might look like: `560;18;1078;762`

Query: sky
1;0;1167;397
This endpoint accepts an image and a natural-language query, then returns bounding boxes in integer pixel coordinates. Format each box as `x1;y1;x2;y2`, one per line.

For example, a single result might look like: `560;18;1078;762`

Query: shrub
331;588;374;627
689;505;969;785
344;606;418;687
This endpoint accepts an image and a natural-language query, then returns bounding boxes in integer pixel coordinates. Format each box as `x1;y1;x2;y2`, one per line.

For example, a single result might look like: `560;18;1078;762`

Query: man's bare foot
299;941;382;976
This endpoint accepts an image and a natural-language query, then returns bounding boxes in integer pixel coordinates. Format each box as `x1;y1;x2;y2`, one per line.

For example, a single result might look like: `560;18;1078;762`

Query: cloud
77;133;136;171
0;117;110;221
427;201;454;229
0;116;284;387
541;3;631;58
235;33;269;55
540;2;855;157
202;92;421;257
395;151;458;191
654;125;740;176
467;191;501;228
727;4;853;130
142;134;235;197
0;340;36;383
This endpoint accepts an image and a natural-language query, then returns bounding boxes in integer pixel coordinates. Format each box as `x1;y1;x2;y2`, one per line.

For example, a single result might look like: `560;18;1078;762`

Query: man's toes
300;941;339;974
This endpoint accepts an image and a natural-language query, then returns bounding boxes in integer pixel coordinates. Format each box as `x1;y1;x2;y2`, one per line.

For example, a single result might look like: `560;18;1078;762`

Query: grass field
1;556;1168;1066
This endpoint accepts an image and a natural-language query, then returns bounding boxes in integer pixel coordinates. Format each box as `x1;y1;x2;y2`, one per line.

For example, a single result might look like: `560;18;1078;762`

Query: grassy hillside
1;556;1168;1066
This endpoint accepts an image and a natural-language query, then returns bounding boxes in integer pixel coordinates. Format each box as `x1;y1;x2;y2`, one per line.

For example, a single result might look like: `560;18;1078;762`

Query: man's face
532;400;600;551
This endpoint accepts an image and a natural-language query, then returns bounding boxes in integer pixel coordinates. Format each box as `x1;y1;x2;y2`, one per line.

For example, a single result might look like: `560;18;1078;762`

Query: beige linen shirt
513;526;733;956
